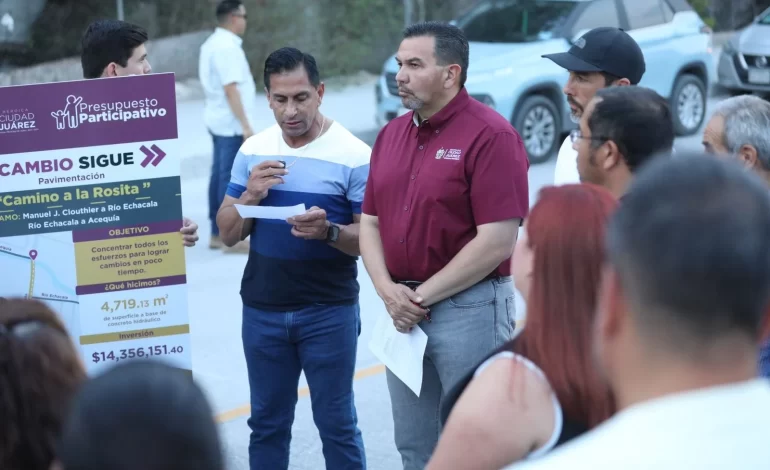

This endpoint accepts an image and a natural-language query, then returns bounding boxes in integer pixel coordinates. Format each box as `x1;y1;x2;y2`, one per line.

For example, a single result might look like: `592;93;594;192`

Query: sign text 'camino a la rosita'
0;73;193;376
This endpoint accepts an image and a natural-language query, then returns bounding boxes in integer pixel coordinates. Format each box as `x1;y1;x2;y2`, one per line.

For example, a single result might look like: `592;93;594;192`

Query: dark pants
208;133;242;236
242;303;366;470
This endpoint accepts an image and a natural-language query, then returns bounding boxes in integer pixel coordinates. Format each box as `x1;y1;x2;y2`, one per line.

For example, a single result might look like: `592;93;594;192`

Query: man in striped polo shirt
216;47;369;470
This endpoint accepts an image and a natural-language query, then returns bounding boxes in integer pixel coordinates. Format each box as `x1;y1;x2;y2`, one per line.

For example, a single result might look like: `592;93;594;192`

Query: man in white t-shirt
510;155;770;470
542;27;646;185
199;0;259;251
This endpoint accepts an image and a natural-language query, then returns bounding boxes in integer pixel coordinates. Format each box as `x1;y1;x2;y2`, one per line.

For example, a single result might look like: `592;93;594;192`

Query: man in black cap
543;27;646;185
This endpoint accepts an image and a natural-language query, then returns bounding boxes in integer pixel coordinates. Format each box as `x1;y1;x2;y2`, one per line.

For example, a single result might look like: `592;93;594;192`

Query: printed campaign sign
0;73;192;376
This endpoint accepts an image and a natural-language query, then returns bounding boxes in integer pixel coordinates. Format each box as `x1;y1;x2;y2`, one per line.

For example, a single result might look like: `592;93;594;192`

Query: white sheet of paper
234;203;306;220
368;311;428;397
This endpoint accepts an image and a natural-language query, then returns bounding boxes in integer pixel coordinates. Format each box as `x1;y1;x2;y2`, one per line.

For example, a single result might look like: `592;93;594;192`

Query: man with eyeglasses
199;0;258;252
572;86;674;199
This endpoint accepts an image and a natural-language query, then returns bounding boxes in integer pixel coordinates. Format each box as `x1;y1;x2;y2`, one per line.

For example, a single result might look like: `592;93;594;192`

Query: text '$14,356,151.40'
92;345;184;363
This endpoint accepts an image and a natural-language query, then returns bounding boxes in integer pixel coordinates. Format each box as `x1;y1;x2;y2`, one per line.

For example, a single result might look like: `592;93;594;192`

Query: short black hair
608;154;770;349
263;47;321;91
589;86;674;172
80;20;148;79
600;71;620;87
403;21;469;88
56;361;224;470
216;0;243;22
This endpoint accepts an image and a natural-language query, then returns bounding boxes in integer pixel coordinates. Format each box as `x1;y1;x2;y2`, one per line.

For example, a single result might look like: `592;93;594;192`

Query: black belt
395;275;505;288
395;280;423;289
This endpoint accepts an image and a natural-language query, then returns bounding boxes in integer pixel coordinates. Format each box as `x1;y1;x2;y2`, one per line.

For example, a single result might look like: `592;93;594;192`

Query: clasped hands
378;282;430;334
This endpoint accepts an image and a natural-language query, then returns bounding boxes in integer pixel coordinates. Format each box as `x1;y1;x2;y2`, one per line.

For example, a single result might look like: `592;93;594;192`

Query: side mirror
570;28;590;45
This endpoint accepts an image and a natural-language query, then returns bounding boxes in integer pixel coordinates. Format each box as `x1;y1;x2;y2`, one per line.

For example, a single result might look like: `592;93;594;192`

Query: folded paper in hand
369;312;428;397
234;203;306;220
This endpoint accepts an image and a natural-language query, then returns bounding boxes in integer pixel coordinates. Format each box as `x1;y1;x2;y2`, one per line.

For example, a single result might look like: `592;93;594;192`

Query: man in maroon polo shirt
359;21;529;469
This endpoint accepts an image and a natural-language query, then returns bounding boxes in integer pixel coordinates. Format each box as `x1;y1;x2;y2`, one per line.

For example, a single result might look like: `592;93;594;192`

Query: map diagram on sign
0;233;80;338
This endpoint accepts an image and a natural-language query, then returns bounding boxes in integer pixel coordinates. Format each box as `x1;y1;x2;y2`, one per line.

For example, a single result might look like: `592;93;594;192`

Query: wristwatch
325;223;341;243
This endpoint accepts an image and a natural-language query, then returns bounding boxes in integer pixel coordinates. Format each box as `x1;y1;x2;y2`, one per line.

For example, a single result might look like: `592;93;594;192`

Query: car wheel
670;74;707;136
513;95;561;164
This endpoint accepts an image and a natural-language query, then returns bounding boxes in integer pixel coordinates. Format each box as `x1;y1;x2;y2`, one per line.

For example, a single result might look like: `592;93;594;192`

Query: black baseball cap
542;27;646;84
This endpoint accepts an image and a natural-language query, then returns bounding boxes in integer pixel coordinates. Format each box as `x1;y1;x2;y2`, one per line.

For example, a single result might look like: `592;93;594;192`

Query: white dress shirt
198;27;258;137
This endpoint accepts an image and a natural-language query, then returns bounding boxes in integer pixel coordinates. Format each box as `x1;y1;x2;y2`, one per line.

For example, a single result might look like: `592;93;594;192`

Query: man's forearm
329;223;361;256
359;217;393;294
416;224;519;306
216;206;253;246
216;194;258;246
224;87;251;133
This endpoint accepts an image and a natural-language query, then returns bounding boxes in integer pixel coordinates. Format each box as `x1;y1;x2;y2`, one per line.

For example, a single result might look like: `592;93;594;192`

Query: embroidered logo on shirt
443;149;462;161
436;148;446;159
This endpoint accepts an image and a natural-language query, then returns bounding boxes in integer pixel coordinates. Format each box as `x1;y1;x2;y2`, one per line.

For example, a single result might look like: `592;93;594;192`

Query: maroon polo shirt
362;88;529;282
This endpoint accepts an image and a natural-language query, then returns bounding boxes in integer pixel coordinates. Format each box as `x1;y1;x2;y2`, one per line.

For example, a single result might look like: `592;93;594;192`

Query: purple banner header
76;275;187;295
0;73;178;156
72;220;183;243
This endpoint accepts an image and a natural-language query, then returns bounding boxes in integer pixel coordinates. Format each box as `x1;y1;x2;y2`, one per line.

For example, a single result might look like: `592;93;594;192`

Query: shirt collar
215;27;243;46
411;88;470;129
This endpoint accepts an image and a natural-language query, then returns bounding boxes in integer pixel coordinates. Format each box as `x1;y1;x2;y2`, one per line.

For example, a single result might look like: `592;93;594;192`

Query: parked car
375;0;715;164
717;6;770;95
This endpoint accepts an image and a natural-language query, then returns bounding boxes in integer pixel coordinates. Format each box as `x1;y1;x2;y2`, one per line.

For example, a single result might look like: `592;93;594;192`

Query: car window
457;0;579;43
760;9;770;24
572;0;620;34
661;0;674;22
623;0;666;29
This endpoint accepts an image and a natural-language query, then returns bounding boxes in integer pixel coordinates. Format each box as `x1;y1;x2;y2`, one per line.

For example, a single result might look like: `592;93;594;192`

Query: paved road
178;85;725;469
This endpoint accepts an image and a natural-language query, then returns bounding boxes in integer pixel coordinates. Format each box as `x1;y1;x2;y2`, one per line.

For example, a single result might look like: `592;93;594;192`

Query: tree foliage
12;0;770;75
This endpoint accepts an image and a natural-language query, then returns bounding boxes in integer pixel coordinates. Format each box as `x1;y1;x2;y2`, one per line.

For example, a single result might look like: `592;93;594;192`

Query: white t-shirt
552;136;579;185
198;27;259;137
507;379;770;470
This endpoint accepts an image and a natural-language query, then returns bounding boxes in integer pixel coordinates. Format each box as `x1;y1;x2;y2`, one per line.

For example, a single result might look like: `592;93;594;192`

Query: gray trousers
386;277;516;470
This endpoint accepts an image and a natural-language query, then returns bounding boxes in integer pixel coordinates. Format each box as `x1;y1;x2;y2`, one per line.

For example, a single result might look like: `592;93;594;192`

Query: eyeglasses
569;128;609;144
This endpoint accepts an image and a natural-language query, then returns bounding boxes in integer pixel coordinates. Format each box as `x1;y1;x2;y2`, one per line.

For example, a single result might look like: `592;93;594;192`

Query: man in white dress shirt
510;154;770;470
199;0;258;252
542;27;645;184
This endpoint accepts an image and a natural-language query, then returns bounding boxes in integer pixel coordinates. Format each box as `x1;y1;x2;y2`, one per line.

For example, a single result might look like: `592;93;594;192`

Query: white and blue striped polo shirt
226;121;371;311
